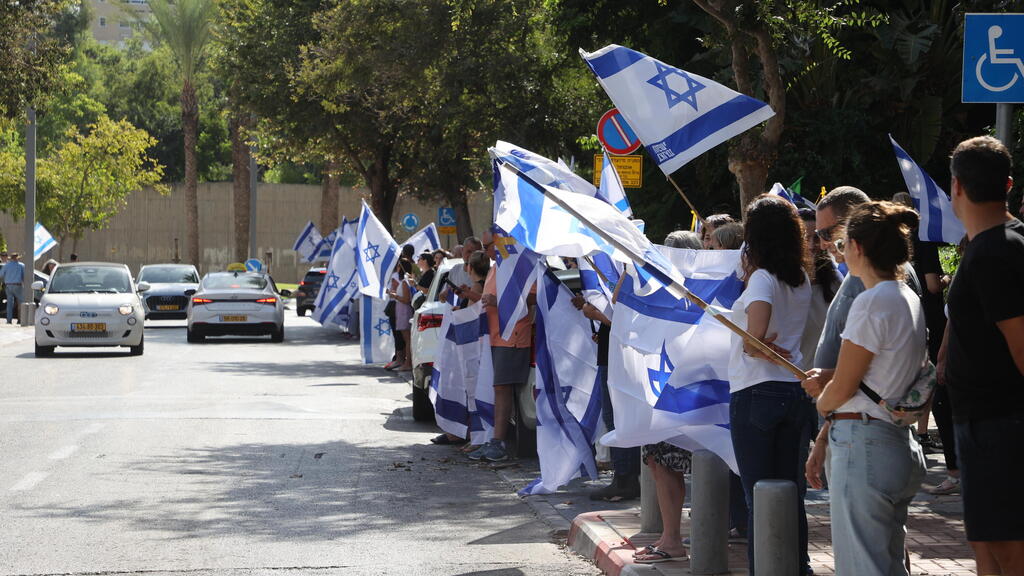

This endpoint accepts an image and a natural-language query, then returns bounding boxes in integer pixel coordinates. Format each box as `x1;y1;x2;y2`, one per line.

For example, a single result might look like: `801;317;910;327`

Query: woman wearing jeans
802;201;927;575
729;195;812;574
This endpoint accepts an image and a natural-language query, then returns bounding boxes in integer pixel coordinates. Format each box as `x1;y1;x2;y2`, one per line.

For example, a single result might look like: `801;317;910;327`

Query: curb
568;511;648;576
494;468;572;536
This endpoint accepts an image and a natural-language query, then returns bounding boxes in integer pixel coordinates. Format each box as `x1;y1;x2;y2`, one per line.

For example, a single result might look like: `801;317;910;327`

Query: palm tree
143;0;216;268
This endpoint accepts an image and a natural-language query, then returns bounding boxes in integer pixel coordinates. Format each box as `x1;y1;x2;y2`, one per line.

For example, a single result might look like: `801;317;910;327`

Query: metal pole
996;103;1014;147
249;145;257;259
640;463;662;533
690;450;730;575
22;107;37;324
754;479;798;576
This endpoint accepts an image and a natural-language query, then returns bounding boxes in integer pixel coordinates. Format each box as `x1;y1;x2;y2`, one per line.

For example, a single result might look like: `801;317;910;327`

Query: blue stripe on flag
435;396;469;424
375;246;398;298
923;175;945;242
645;95;769;166
618;274;744;323
497;251;538;335
356;211;371;287
293;222;314;251
317;270;357;322
653;379;730;415
447;320;482;346
585;46;646;79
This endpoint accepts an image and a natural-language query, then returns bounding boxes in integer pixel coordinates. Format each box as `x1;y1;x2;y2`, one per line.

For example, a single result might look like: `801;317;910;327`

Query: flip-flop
634;548;686;564
430;434;465;445
633;545;658;557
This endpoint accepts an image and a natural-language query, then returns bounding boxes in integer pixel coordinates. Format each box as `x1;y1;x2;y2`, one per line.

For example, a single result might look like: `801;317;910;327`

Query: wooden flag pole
667;173;707;230
499;160;807;380
582;254;611;286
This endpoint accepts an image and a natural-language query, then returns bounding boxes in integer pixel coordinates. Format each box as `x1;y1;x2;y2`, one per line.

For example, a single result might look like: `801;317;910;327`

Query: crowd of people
381;135;1022;575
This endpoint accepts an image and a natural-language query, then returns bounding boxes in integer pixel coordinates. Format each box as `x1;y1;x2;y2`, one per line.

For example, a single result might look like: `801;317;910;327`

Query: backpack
859;361;937;427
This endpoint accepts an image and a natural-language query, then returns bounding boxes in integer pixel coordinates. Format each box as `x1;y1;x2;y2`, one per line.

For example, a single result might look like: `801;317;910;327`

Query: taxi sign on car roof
226;262;247;272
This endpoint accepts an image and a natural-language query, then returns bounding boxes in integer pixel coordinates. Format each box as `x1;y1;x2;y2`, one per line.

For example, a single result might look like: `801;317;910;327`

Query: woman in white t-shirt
728;194;813;575
801;201;927;576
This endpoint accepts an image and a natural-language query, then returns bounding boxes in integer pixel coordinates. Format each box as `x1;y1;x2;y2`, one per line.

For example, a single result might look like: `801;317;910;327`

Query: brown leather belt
827;412;882;422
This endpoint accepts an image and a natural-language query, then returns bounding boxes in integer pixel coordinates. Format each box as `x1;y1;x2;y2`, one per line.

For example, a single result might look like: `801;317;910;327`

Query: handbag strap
858;381;883;404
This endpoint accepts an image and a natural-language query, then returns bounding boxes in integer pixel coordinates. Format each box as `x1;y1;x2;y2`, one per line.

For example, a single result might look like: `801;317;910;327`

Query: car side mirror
279;289;292;298
137;282;151;292
183;289;197;296
31;281;44;291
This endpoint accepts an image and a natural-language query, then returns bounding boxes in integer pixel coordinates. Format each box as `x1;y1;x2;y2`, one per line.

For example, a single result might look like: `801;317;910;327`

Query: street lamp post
249;145;257;259
23;106;37;324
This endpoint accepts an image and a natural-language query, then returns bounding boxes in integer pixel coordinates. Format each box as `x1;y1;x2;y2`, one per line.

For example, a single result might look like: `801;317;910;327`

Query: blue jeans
5;285;20;323
829;419;925;575
730;381;812;575
598;366;640;477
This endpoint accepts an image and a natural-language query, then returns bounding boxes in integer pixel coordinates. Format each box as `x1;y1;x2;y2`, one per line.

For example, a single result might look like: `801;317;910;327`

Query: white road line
79;422;106;436
10;471;49;491
47;445;78;460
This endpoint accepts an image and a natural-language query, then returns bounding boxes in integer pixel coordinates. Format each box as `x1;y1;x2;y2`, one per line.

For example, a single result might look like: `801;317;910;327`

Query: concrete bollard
754;479;798;576
640;461;662;533
690;450;730;575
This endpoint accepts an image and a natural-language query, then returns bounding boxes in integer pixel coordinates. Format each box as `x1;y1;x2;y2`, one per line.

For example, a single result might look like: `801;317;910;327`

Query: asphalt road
0;314;599;576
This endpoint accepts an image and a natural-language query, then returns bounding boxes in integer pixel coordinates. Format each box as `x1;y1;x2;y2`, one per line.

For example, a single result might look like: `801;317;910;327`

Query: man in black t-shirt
944;135;1024;573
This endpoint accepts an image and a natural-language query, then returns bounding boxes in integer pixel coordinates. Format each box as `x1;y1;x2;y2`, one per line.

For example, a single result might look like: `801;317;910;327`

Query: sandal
634;547;686;564
633;545;658;557
430;434;465;445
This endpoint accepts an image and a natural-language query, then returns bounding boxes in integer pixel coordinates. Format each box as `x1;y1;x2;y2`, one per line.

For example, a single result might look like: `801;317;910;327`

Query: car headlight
118;304;134;316
43;304;59;315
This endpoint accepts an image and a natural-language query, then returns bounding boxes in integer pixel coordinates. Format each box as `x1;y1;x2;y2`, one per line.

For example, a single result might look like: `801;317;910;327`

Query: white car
186;271;290;342
33;262;149;357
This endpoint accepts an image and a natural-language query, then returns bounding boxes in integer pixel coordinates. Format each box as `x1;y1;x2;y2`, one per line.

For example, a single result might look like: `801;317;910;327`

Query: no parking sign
596;108;642;155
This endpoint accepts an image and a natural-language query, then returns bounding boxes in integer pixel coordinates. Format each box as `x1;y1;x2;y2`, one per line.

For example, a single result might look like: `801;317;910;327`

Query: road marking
10;471;49;491
79;422;106;436
48;445;78;460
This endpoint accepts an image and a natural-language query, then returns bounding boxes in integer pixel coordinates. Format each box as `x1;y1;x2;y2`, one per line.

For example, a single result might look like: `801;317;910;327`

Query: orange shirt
483;267;534;348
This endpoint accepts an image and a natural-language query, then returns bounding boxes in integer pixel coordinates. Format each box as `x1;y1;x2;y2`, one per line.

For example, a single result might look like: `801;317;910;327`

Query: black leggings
931;385;958;472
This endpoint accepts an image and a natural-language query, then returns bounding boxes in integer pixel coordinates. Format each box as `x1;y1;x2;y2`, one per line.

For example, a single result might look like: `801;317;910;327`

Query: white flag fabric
492;227;542;341
580;44;775;175
314;228;338;261
34;223;57;262
405;223;441;256
491;141;597;198
597;152;633;217
578;252;620;318
520;270;603;495
769;182;817;212
359;295;394;364
312;220;359;326
356;201;401;300
604;246;743;472
430;302;493;443
292;221;322;263
889;135;966;244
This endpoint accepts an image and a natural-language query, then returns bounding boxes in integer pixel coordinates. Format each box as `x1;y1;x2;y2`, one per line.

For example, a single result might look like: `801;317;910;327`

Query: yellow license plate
71;323;106;332
221;315;247;322
156;305;179;311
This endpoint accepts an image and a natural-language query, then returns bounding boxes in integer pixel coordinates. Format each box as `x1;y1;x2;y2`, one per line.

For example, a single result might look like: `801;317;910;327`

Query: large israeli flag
292;221;322;263
360;295;394;364
492;227;541;341
520;271;603;495
580;45;775;175
312;221;358;326
596;152;633;217
356;201;401;300
491;141;597;201
605;246;743;472
578;252;619;317
405;222;441;256
33;223;57;262
889;135;966;244
430;302;493;444
493;161;680;288
769;182;817;212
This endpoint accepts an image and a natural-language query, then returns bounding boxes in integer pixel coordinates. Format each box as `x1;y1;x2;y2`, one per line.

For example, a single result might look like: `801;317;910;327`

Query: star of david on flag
326;273;340;289
356;200;400;300
648;342;675;397
312;219;359;327
580;44;774;175
374;317;392;336
364;243;381;263
360;295;395;364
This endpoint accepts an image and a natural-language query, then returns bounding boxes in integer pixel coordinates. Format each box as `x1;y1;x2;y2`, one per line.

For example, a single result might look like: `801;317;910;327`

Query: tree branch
691;0;733;32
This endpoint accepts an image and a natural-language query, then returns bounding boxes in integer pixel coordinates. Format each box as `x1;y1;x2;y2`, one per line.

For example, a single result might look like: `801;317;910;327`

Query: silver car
186;271;290;342
33;262;149;357
138;264;200;320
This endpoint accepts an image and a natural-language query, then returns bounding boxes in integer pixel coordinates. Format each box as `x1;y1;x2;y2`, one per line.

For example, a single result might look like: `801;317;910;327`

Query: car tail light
299;281;307;286
256;297;277;304
192;297;213;304
418;314;443;331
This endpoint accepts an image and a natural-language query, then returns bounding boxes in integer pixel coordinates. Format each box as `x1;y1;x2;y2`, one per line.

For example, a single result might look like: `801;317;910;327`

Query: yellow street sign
593;154;643;188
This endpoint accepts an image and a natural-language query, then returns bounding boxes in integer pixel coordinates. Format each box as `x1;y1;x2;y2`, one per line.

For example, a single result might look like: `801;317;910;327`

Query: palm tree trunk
320;160;339;234
230;113;250;261
182;81;200;268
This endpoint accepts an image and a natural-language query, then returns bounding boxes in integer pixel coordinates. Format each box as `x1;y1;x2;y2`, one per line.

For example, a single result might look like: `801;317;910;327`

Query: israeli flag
493;161;680;289
430;302;493;444
580;45;775;175
889;135;966;244
596;152;633;217
314;228;338;261
769;182;817;212
312;221;359;326
33;223;57;261
578;252;619;317
493;227;542;341
359;295;394;364
520;271;603;495
356;200;400;300
405;222;441;256
491;141;597;201
292;221;323;263
605;246;743;472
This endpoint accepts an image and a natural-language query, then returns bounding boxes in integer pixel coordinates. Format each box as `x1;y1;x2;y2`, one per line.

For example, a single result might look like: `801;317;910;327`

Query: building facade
86;0;150;47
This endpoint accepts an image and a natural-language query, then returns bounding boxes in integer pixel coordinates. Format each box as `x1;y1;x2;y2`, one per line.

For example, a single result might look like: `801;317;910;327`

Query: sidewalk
0;322;33;347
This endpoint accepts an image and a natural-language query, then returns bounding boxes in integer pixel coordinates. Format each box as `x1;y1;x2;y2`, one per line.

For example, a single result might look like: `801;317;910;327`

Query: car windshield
48;267;132;294
303;272;325;283
139;266;199;284
203;274;268;290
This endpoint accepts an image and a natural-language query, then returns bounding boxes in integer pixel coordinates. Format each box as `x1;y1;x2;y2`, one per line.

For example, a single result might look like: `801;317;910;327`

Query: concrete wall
0;183;494;284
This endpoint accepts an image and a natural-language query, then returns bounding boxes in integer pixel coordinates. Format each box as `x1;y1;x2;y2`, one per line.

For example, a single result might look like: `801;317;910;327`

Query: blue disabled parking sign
963;13;1024;103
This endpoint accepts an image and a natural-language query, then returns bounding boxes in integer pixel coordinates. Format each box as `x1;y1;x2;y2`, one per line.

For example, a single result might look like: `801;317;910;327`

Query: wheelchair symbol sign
964;14;1024;103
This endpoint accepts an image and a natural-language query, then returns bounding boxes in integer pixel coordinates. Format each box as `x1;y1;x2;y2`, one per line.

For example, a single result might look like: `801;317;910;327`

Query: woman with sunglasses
801;201;927;575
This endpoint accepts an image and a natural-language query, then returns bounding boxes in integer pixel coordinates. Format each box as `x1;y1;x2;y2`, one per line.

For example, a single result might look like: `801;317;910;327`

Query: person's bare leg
493;384;514;442
988;541;1024;576
636;460;687;561
972;541;1003;575
398;330;412;369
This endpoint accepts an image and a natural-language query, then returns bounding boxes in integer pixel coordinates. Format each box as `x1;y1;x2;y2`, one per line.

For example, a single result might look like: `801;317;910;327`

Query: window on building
119;21;129;28
99;17;106;26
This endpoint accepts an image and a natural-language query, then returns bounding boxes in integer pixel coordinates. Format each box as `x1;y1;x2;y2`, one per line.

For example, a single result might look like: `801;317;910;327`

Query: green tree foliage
0;0;74;117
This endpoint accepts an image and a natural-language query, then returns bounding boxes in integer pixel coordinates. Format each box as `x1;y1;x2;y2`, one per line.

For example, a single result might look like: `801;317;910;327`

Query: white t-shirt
728;269;812;393
838;280;927;422
799;284;831;371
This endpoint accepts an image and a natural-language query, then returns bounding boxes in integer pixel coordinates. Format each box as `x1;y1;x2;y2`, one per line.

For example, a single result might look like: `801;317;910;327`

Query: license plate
156;305;179;311
221;315;247;322
71;323;106;332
